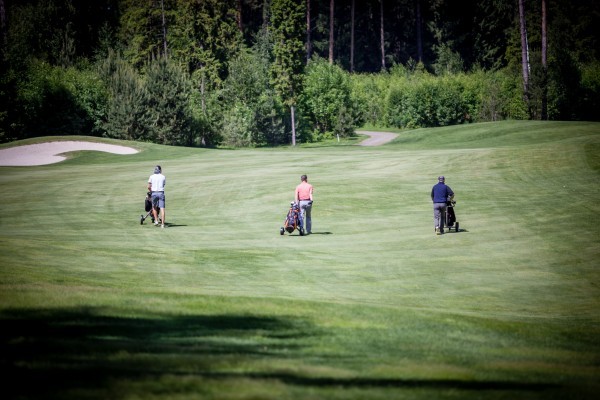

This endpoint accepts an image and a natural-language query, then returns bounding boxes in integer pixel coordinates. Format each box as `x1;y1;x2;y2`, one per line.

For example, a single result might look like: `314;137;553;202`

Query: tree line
0;0;598;147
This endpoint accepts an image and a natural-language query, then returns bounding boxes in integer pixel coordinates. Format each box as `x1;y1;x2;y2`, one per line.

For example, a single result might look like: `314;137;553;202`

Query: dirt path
356;130;398;146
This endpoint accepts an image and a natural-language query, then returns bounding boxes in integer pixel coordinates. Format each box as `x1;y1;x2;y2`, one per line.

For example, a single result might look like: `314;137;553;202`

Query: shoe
435;227;441;235
161;224;165;228
154;221;160;226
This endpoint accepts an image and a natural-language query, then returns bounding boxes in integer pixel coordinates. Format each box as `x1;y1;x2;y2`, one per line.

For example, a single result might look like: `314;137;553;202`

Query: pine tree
145;56;193;146
100;51;152;141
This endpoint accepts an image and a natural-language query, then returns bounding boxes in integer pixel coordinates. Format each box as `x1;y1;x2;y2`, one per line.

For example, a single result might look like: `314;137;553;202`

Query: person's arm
309;186;313;201
294;187;299;203
148;178;152;192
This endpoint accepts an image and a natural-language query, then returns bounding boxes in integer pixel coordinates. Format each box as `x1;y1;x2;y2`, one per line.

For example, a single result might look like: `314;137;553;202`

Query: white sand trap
0;141;138;166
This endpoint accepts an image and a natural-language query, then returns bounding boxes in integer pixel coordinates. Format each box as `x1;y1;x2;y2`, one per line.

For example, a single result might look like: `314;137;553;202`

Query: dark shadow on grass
206;372;559;392
163;223;187;228
0;307;313;399
0;307;560;398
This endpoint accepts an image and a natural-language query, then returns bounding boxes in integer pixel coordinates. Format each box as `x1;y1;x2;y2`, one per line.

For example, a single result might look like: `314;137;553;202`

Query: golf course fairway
1;120;598;399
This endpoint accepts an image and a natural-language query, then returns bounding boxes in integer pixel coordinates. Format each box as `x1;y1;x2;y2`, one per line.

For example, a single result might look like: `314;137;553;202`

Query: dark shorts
152;192;165;208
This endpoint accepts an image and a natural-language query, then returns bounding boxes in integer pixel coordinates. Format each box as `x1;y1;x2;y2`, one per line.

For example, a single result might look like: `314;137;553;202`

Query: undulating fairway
1;120;599;399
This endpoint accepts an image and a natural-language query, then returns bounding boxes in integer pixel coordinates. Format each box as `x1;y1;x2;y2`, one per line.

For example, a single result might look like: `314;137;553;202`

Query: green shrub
386;74;469;129
349;72;389;127
221;102;255;147
300;58;360;137
16;60;104;137
222;46;286;147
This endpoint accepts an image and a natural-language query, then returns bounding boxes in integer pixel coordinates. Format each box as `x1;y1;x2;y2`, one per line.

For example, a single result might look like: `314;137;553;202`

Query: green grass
1;120;599;399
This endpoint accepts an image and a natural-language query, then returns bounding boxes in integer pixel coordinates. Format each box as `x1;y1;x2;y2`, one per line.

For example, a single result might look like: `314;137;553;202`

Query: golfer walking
295;175;314;235
148;165;166;228
431;176;454;235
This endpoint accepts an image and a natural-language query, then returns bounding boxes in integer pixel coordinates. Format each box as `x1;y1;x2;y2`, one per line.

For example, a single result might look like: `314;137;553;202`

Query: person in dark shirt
431;176;454;235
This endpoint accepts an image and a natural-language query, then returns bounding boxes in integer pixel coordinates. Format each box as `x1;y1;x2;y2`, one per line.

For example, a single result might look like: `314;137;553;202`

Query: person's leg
152;194;160;225
300;201;312;233
159;193;166;227
304;204;312;233
439;205;446;233
433;203;443;233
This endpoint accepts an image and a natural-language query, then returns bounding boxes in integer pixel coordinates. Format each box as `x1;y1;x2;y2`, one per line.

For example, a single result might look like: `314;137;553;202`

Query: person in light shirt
147;165;166;228
294;174;314;235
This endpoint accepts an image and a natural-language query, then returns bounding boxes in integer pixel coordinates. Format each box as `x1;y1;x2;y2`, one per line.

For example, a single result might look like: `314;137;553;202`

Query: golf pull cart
280;202;305;236
444;200;459;232
140;191;161;225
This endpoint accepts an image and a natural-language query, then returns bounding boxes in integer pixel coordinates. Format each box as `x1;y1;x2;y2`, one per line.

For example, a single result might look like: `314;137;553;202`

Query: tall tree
518;0;531;115
0;0;6;59
160;0;168;56
350;0;355;71
100;50;152;141
329;0;334;64
119;0;170;66
472;0;513;70
270;0;305;146
541;0;547;120
379;0;385;70
415;0;422;62
168;0;242;108
146;57;192;146
306;0;312;63
236;0;243;32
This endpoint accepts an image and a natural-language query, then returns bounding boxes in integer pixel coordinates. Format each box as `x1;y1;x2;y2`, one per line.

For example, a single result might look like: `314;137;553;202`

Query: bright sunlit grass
1;120;599;399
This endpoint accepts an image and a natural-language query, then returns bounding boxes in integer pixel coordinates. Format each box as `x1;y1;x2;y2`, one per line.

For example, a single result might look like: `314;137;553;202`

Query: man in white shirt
147;165;166;228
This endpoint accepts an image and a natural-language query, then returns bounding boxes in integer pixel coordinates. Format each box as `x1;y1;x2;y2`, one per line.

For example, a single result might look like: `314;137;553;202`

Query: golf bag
140;192;160;225
280;202;304;236
444;200;459;232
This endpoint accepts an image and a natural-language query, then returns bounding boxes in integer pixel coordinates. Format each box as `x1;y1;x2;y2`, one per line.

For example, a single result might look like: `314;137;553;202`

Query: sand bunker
0;141;138;166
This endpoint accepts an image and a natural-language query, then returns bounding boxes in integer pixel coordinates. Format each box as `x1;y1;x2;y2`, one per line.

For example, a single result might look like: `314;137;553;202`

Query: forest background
0;0;598;147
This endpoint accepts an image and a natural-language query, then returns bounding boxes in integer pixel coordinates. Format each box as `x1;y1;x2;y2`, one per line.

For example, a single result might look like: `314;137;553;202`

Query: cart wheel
299;228;304;236
455;222;459;232
280;227;285;235
140;215;144;225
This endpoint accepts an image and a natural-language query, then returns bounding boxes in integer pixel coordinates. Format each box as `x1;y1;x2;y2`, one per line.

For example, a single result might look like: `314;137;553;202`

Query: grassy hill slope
1;121;599;399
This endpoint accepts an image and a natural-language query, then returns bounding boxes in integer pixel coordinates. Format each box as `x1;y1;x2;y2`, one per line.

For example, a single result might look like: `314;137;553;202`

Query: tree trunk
0;0;6;57
518;0;530;115
380;0;385;70
263;0;269;27
350;0;355;72
306;0;312;64
160;0;168;56
237;0;243;32
541;0;548;120
291;105;296;146
329;0;334;64
415;0;422;62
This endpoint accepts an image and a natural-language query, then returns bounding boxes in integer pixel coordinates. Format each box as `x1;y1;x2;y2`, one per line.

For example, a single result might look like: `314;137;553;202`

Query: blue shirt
431;182;454;203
